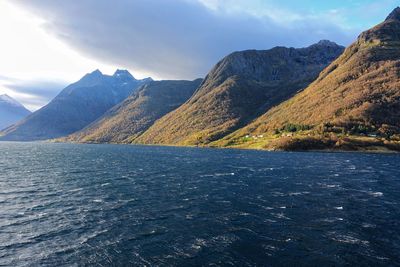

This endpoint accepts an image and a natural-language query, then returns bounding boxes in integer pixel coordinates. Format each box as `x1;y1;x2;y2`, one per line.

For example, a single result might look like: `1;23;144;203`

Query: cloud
11;0;357;80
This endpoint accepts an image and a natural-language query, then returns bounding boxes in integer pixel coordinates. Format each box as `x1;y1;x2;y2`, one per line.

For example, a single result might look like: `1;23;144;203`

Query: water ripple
0;142;399;266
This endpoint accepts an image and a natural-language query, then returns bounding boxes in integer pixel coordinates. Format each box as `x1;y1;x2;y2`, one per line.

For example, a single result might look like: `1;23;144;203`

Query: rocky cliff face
0;70;151;141
136;41;344;146
63;79;202;143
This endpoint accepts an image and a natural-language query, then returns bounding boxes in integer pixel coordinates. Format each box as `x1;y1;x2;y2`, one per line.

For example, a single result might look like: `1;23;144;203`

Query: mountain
0;70;151;141
0;94;31;130
136;41;344;146
220;7;400;151
63;79;202;143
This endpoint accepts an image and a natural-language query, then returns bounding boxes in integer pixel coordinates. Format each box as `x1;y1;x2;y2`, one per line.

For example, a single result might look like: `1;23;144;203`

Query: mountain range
136;40;344;145
216;7;400;151
0;94;31;131
0;70;151;141
1;7;399;152
63;79;202;143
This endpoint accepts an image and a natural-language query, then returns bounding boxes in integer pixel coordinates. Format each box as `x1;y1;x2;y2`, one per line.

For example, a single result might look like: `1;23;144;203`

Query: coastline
47;138;400;154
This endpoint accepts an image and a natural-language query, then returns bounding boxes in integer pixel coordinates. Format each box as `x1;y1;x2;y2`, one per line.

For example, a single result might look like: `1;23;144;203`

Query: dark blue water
0;142;399;266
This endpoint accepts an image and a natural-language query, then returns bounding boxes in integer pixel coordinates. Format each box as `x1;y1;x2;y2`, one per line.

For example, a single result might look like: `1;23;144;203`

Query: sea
0;142;399;266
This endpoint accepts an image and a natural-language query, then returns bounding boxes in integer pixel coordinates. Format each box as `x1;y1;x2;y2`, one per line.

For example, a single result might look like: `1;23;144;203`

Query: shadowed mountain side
0;70;151;141
0;94;31;131
63;79;202;143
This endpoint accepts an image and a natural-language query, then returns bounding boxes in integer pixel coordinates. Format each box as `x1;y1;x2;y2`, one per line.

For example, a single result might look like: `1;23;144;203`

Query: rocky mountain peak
81;69;104;80
315;40;340;47
74;69;106;88
385;7;400;21
307;40;342;51
90;69;103;76
0;94;12;101
0;93;31;130
113;69;135;80
141;77;154;83
357;7;400;45
0;94;24;108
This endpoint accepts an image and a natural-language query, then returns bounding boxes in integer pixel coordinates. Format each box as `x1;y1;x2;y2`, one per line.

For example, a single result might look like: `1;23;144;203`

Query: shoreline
15;139;397;154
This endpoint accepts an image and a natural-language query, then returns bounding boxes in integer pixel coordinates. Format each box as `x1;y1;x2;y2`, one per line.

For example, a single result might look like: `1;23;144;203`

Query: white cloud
0;1;123;81
197;0;303;24
10;0;355;79
0;1;141;110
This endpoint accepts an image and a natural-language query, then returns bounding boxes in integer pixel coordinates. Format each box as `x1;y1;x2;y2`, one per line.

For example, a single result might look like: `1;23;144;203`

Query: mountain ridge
62;79;202;143
135;40;344;146
216;7;400;152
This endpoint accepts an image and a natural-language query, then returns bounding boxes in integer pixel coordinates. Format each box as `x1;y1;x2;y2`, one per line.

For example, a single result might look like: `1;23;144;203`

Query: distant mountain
0;70;151;141
220;7;400;151
63;79;202;143
0;94;31;131
136;41;344;145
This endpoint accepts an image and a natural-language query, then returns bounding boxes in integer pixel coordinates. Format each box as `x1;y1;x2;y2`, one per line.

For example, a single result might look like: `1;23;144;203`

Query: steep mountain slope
0;70;151;141
136;41;344;146
221;7;400;151
64;79;202;143
0;94;31;130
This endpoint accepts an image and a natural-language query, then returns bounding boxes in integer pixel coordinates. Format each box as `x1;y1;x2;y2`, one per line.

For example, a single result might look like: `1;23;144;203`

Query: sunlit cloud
10;0;356;79
0;1;142;109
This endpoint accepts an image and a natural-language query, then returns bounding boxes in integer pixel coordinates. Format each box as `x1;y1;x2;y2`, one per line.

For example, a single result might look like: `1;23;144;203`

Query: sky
0;0;398;111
